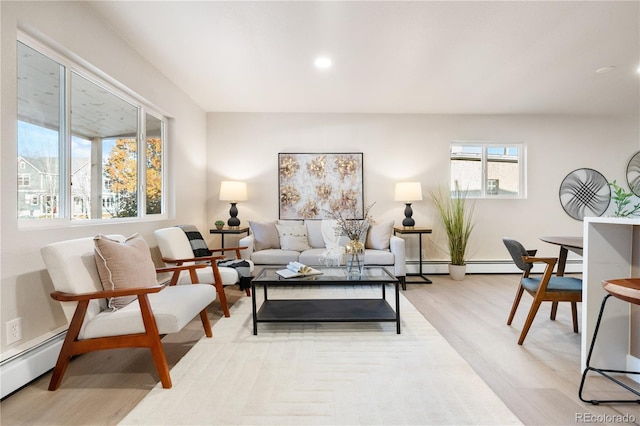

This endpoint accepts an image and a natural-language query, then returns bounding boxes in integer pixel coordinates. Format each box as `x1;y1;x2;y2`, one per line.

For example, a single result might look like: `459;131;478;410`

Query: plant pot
215;225;223;230
448;264;466;281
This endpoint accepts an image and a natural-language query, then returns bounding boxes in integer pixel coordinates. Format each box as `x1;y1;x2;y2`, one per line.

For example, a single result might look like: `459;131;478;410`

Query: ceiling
88;1;640;116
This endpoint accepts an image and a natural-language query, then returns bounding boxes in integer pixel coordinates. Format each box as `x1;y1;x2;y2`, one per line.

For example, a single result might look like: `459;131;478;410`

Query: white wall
206;112;639;265
0;1;207;366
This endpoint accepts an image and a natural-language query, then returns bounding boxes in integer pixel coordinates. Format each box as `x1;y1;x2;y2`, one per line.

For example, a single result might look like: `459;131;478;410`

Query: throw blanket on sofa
177;225;252;290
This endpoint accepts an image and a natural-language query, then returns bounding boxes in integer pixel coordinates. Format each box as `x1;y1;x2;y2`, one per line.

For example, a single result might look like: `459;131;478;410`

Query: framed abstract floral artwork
278;153;364;220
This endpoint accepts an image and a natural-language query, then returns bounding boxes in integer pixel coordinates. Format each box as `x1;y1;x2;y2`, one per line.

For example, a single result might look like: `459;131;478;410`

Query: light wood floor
2;274;640;425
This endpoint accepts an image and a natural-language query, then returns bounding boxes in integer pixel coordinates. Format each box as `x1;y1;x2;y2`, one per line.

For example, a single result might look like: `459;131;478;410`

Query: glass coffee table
251;266;401;335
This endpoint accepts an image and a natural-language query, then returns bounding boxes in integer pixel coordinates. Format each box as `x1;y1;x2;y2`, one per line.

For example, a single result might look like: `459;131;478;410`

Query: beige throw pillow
249;221;281;251
94;234;158;310
365;220;394;250
275;224;311;251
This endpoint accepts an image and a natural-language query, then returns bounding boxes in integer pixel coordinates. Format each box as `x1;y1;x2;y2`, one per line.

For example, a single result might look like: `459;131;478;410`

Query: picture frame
278;152;364;220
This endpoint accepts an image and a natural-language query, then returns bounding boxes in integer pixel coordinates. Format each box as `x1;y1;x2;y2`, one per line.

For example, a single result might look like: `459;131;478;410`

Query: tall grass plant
430;183;476;266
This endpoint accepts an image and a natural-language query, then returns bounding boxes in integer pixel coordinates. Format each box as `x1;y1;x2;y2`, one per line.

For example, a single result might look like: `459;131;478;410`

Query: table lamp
395;182;422;228
219;181;247;228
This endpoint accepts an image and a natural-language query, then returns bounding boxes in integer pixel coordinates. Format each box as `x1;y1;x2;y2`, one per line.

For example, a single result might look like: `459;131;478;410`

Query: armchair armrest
523;256;558;267
209;246;249;259
156;263;208;286
161;255;225;264
239;235;254;258
389;235;406;277
51;285;163;302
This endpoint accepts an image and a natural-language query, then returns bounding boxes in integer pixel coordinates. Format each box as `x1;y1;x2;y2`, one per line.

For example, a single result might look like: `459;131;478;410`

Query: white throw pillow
365;220;394;250
249;221;280;251
275;224;311;251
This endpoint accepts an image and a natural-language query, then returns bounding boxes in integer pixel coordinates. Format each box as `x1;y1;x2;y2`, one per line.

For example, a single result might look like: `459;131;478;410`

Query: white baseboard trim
0;332;64;399
404;259;583;276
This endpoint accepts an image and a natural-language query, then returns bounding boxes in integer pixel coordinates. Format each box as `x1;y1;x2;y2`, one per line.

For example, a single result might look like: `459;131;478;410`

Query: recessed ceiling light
595;66;616;74
314;57;332;69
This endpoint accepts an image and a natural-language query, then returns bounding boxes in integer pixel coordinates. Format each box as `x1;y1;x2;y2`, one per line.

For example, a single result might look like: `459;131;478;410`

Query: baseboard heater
0;332;64;399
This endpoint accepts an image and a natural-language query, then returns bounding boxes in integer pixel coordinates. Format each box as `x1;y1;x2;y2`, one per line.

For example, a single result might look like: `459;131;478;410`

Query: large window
17;38;165;222
450;142;526;198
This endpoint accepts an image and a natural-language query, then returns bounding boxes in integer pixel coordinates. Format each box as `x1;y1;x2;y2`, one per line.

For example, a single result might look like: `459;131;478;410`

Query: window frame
450;140;527;199
17;33;167;227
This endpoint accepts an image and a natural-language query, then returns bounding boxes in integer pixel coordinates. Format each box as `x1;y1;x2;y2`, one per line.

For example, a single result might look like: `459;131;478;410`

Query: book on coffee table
276;262;323;278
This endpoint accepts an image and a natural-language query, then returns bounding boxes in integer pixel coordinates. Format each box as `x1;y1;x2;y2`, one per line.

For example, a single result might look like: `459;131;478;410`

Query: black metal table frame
393;227;433;287
251;266;401;335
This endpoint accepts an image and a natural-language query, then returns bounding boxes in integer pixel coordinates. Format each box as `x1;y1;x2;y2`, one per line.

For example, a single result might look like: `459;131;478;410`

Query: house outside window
450;142;526;198
16;37;166;223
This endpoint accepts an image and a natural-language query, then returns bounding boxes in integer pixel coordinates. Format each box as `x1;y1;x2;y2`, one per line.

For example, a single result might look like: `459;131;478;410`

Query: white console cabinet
582;217;640;378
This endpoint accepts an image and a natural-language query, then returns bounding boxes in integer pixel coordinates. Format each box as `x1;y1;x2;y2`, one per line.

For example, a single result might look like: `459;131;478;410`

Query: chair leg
49;300;90;391
138;295;172;389
200;310;213;337
245;287;251;296
216;282;231;317
579;294;640;404
571;301;579;333
507;285;524;325
518;299;543;345
550;301;558;320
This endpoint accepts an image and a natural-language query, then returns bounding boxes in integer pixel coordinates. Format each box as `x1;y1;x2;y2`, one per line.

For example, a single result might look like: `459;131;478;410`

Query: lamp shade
394;182;423;202
219;181;247;202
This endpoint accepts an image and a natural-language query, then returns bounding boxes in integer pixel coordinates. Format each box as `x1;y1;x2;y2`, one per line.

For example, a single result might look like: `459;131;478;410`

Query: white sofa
239;219;406;284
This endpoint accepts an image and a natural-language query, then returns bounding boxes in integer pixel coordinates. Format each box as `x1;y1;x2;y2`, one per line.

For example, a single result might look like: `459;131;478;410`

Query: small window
450;142;526;198
18;174;31;187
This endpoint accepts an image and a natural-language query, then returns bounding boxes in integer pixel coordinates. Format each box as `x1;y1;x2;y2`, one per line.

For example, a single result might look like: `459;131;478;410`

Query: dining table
539;236;583;276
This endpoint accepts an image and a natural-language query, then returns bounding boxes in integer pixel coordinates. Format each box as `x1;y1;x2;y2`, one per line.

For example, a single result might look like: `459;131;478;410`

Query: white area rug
120;285;521;425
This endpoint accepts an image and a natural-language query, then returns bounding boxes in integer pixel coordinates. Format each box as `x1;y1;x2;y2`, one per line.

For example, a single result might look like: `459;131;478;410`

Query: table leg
557;246;568;276
406;234;432;284
550;246;569;320
252;281;258;335
395;282;401;334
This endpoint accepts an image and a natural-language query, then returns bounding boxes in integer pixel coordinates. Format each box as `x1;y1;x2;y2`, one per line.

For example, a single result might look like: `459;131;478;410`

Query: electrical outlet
6;318;22;345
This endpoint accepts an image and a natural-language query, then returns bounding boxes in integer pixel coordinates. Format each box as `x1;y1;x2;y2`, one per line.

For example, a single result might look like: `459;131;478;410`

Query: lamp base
402;203;415;227
227;202;240;227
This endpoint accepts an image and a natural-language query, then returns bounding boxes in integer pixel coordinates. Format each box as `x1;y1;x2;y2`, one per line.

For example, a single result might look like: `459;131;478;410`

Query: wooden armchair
154;226;254;318
503;238;583;345
41;235;216;390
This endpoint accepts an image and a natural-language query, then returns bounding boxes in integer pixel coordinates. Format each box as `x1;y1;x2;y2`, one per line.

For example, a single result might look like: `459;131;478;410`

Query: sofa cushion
93;234;157;310
298;248;331;266
365;221;394;250
275;224;311;251
249;221;280;251
82;284;215;339
251;249;300;265
304;220;325;248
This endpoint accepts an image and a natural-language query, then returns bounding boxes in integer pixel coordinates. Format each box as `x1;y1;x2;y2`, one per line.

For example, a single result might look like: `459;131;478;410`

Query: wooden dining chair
503;238;583;345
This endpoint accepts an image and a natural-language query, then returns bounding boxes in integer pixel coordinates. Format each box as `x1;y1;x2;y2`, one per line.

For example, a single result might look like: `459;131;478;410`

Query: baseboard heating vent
0;332;65;399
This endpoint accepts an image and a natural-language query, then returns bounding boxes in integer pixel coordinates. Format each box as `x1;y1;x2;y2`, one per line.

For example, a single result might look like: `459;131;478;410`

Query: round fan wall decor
559;168;610;221
626;151;640;197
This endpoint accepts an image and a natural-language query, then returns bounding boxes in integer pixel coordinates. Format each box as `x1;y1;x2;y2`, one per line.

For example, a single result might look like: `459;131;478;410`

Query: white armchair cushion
81;284;215;339
154;226;194;260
